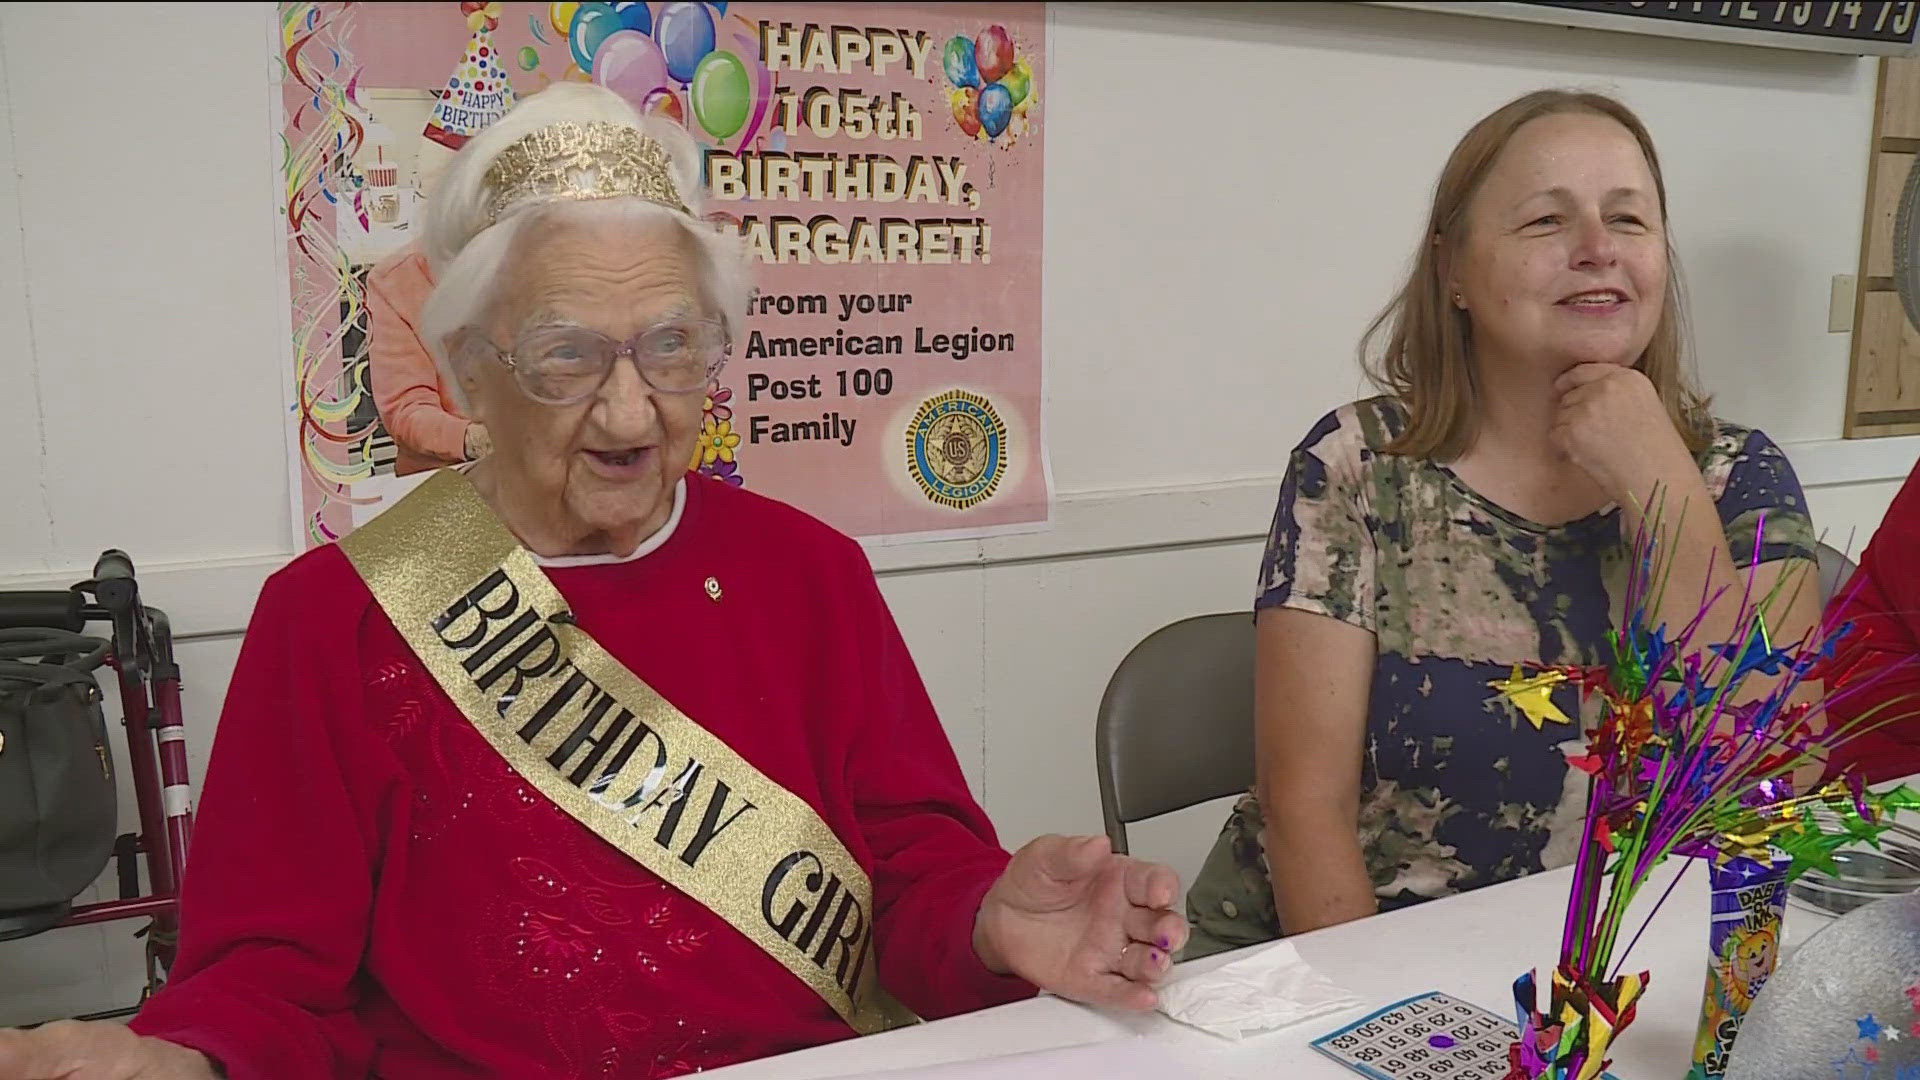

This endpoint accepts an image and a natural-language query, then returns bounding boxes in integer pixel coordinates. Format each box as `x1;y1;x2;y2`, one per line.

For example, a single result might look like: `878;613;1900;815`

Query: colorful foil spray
1490;506;1920;1080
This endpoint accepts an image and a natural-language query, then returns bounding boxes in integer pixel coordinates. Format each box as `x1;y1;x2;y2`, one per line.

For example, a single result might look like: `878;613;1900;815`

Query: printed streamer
280;2;383;546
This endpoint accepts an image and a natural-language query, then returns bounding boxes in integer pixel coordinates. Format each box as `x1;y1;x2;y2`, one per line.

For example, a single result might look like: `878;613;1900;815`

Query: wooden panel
1886;54;1920;139
1847;418;1920;437
1848;292;1920;435
1846;57;1920;439
1865;150;1915;278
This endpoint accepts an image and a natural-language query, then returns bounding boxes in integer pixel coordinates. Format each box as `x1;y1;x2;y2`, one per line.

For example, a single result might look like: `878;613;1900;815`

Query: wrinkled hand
0;1021;219;1080
973;834;1187;1012
1550;364;1694;505
463;422;492;462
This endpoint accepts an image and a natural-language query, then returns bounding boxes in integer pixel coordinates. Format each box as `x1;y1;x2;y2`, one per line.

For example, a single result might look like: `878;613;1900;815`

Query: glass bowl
1787;818;1920;917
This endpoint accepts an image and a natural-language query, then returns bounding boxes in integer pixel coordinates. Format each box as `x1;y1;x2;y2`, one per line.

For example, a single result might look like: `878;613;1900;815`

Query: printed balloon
610;1;652;33
951;87;981;138
517;45;541;71
942;36;980;89
1000;58;1032;107
974;25;1013;84
643;86;685;124
978;82;1012;139
730;30;773;149
549;1;579;35
691;49;751;138
569;2;620;72
593;30;670;110
657;2;718;85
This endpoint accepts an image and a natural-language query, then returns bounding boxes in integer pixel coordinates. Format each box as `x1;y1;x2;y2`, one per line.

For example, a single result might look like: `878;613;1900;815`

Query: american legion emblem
904;390;1008;510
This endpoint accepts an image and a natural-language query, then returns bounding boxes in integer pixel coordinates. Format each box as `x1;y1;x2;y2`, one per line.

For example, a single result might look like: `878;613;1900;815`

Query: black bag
0;627;117;927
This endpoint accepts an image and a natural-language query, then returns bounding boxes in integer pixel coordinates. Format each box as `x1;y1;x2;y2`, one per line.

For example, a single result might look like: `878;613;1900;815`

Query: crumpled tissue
1155;940;1363;1040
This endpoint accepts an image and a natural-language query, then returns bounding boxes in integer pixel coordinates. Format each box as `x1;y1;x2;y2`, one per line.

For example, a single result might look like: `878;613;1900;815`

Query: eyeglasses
486;319;731;405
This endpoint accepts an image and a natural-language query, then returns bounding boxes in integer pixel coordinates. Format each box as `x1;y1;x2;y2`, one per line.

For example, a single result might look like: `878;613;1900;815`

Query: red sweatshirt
130;477;1033;1078
1824;462;1920;784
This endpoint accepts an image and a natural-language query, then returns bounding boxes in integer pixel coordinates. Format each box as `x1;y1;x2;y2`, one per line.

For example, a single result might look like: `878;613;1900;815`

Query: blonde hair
1360;89;1712;460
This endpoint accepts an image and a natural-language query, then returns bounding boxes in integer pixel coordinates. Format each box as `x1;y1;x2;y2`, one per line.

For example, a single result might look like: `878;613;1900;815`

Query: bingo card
1310;991;1517;1080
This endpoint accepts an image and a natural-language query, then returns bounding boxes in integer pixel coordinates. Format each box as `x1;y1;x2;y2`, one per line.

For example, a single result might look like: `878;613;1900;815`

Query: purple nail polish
1156;935;1169;951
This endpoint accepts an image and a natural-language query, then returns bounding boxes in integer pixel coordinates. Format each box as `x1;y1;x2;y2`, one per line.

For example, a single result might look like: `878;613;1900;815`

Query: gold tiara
482;120;689;224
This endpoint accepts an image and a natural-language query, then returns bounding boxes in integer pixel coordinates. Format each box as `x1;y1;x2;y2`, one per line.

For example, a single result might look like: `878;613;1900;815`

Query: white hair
416;83;751;411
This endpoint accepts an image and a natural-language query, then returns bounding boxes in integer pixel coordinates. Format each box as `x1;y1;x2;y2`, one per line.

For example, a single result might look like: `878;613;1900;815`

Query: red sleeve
1824;465;1920;784
838;544;1037;1020
130;557;397;1079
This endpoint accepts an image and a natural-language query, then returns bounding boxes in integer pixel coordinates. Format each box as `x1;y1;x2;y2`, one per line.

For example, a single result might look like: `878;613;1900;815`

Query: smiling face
1727;923;1778;1005
1450;111;1669;378
459;210;709;556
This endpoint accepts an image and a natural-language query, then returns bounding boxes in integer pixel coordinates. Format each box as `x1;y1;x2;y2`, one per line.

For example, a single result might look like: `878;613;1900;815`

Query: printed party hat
424;23;515;150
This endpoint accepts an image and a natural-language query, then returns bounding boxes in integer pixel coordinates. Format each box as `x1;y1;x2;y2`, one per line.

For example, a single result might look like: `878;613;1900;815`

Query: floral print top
1182;396;1816;958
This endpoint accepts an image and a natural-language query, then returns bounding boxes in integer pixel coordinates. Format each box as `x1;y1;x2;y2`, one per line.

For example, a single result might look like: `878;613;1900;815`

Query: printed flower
703;383;733;424
700;458;745;488
698;418;741;466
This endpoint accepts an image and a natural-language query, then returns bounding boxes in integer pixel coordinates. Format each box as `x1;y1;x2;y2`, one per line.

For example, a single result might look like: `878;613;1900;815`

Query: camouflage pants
1182;790;1282;961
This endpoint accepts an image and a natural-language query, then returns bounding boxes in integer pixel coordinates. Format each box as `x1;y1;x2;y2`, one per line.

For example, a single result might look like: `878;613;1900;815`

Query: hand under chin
1553;347;1640;373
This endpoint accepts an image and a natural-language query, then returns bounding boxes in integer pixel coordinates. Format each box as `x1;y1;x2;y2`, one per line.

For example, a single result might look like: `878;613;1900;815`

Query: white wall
2;1;1917;1022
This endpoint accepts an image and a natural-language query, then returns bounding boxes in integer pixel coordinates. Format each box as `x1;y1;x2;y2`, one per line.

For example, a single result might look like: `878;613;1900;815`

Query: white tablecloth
705;859;1839;1079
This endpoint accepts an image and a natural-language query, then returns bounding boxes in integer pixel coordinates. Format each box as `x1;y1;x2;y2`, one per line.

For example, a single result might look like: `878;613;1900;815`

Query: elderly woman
1183;89;1821;958
0;85;1187;1079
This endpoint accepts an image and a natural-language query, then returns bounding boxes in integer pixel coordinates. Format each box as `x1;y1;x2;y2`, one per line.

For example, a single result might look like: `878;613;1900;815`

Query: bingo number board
1311;991;1619;1080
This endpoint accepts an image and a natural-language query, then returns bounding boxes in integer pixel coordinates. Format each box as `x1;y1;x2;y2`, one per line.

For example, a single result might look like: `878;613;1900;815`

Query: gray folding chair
1095;613;1257;855
1815;540;1858;608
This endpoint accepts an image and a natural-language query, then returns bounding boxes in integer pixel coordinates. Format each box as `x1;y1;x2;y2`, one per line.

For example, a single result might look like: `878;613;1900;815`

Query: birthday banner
277;2;1049;548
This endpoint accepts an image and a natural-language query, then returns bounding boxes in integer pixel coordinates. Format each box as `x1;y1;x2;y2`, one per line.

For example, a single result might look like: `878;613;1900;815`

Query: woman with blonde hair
1184;89;1820;957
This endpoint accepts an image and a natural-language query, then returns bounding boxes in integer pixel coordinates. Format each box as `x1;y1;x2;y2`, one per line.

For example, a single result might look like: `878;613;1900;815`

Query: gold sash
340;470;916;1034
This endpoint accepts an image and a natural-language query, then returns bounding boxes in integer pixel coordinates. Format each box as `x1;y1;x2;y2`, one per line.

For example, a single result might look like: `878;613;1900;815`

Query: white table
706;860;1840;1079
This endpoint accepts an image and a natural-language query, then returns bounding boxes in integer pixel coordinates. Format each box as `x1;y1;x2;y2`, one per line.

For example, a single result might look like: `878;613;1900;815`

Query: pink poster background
278;2;1047;548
